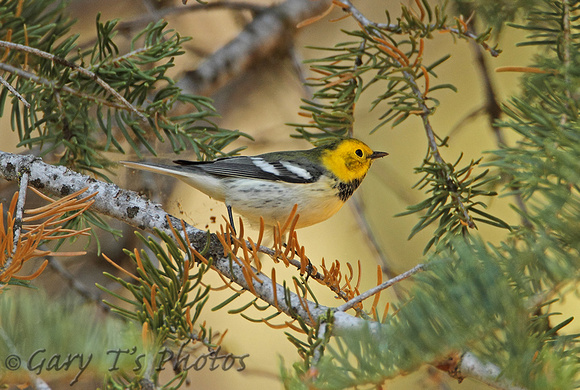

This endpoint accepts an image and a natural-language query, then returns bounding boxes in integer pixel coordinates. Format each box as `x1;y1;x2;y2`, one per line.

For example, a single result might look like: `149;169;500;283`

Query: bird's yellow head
320;139;388;182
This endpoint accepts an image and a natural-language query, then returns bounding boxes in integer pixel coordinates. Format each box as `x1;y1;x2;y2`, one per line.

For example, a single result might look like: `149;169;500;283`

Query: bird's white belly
224;176;344;229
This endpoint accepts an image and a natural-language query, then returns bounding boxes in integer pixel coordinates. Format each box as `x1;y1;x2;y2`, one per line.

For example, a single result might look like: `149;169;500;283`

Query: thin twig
333;1;500;57
11;171;28;255
336;263;425;312
0;40;146;121
0;62;133;111
0;170;29;274
0;73;30;107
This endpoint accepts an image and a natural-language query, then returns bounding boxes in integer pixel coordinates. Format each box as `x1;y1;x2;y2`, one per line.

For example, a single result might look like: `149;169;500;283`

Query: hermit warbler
121;138;387;230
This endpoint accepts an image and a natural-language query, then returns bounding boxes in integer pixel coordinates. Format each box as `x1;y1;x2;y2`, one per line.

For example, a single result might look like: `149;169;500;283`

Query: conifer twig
0;40;146;121
336;263;425;312
0;73;29;107
333;0;500;57
0;168;29;275
0;62;129;111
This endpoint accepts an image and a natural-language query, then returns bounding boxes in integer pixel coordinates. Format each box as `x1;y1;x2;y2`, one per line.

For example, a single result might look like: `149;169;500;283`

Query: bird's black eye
355;148;363;157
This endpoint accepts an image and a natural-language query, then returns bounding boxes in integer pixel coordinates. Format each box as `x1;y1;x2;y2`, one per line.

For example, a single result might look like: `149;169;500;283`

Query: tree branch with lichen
0;150;371;332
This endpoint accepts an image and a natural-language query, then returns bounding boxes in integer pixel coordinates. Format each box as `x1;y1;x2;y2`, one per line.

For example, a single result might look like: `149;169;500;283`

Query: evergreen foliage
0;0;247;179
97;227;218;388
283;0;580;388
0;291;142;385
1;0;580;389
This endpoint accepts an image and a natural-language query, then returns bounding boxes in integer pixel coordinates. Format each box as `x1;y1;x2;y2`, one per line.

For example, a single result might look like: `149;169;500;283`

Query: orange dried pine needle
141;322;151;349
143;297;155;318
102;252;140;281
329;12;352;23
215;270;245;293
285;320;306;333
382;302;390;323
495;66;553;74
332;0;348;8
324;73;355;89
280;204;299;236
256;217;265;249
1;187;93;286
216;329;228;346
25;187;95;216
262;320;292;330
371;265;383;319
12;259;48;281
166;216;187;253
413;38;425;67
190;244;209;265
241;267;258;295
374;36;410;66
420;65;430;96
297;3;335;28
247;237;262;272
415;0;426;21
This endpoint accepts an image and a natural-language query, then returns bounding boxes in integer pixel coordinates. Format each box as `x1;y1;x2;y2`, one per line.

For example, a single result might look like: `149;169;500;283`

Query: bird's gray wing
174;155;322;184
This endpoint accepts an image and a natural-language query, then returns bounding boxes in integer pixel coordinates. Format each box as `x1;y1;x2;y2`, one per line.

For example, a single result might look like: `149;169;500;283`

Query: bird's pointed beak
369;151;388;160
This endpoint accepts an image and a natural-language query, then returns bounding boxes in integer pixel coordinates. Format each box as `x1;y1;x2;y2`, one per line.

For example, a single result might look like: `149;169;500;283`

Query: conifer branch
0;168;29;275
0;73;29;107
0;40;147;121
0;62;130;111
0;151;369;333
334;0;500;56
336;263;426;312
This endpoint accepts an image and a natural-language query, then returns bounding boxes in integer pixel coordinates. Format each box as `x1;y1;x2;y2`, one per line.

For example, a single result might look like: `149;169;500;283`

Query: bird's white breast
223;175;344;229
